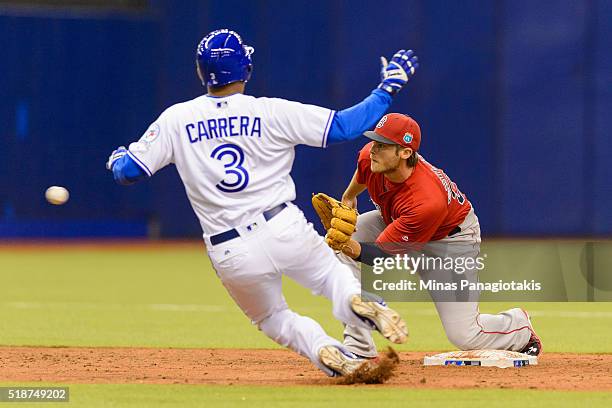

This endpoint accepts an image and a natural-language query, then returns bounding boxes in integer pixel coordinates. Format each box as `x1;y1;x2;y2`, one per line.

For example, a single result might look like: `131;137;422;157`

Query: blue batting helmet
196;29;254;88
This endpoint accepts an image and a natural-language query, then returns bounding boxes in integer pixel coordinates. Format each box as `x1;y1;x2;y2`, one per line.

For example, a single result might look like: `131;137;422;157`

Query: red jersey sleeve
376;201;447;252
356;142;373;184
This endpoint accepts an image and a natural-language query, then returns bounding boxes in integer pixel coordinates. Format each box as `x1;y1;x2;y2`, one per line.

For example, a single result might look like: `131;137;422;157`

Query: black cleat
519;309;543;356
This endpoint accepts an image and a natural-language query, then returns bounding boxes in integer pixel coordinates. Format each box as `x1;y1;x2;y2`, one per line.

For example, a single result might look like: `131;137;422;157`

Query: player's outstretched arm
106;146;149;185
327;49;418;144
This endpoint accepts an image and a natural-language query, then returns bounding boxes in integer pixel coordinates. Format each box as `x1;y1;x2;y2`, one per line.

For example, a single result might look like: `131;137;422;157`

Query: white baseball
45;186;70;205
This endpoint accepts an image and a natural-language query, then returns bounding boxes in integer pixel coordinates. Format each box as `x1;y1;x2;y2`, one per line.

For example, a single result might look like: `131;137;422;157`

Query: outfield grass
0;245;611;352
1;244;611;407
0;383;610;408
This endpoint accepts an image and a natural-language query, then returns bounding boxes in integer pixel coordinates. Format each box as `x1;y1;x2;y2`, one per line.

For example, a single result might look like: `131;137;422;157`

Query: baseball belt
209;203;288;246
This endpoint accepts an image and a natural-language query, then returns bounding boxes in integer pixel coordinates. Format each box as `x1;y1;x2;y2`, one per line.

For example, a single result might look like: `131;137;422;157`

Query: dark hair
407;151;419;167
395;145;419;167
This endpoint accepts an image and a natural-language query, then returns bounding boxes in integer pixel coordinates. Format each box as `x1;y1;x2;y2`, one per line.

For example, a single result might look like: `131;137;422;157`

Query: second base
423;350;538;368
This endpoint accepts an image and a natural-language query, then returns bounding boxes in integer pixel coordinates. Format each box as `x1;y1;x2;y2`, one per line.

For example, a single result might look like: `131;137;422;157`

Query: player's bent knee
446;331;479;351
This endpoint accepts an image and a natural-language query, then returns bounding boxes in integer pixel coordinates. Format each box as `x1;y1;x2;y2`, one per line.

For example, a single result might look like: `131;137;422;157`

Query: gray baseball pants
338;208;532;358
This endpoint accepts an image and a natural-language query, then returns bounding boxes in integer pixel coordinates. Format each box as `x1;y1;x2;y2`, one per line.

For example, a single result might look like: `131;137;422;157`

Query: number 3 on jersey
211;144;249;192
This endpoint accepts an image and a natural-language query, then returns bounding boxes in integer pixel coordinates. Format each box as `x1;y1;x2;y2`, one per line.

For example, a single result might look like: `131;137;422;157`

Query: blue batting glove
377;49;419;96
106;146;127;170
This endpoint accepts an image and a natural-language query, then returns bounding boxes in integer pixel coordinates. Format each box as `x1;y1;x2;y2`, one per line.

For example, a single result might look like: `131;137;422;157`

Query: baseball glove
311;193;358;251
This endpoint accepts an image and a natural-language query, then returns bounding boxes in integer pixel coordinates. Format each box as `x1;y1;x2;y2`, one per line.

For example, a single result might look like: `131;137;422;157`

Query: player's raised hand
378;49;419;96
106;146;127;170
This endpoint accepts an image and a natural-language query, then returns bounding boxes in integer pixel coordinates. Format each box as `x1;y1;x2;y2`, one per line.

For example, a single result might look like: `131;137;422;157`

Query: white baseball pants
205;203;371;375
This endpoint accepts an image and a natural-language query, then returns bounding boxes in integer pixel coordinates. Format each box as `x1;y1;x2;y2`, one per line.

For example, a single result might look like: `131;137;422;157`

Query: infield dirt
1;346;610;390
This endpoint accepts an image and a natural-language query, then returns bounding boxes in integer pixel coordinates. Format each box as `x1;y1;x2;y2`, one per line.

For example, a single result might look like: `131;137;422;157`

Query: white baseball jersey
127;93;334;235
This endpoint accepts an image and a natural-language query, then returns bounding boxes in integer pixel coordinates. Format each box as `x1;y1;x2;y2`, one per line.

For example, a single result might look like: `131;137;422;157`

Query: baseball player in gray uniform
324;113;543;359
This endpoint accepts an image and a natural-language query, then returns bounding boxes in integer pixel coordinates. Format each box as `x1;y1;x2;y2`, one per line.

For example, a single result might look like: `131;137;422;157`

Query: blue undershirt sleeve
112;154;149;185
327;88;392;144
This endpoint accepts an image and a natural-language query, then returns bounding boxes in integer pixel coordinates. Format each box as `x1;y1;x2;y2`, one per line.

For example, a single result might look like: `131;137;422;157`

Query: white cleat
318;345;367;377
350;295;408;344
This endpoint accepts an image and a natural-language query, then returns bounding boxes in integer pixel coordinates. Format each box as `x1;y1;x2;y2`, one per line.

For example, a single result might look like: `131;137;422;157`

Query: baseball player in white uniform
106;29;419;376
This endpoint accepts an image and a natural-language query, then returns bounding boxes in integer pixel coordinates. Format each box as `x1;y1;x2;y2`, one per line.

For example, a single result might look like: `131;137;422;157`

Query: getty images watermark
373;252;486;274
369;253;542;294
360;241;612;302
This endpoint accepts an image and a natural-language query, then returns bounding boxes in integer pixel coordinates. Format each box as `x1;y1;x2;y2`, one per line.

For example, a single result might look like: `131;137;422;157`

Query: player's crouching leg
256;307;351;376
438;305;536;352
443;324;484;351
